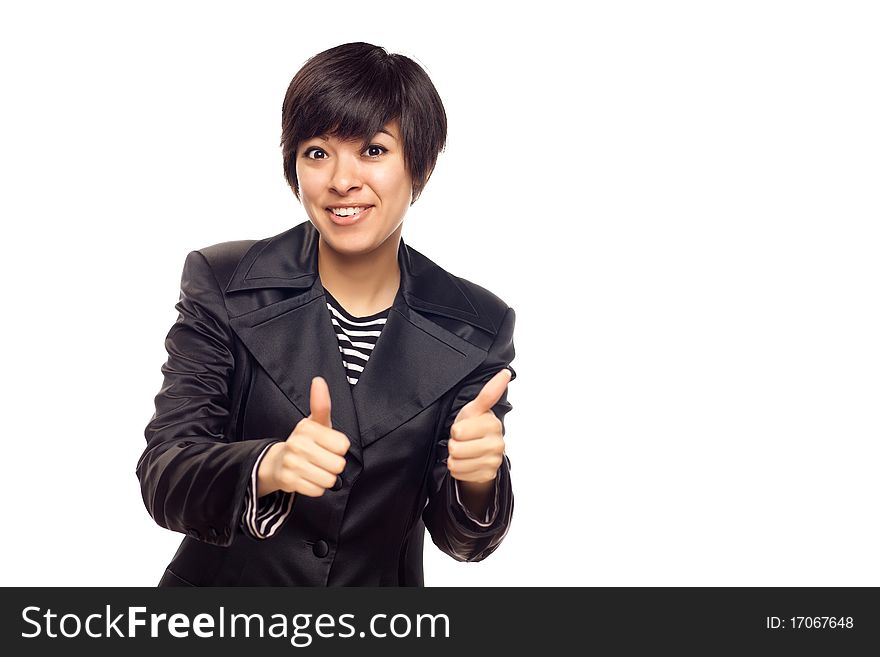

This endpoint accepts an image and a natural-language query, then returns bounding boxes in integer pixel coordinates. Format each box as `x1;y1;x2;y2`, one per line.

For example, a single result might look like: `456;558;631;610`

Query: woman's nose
329;154;362;194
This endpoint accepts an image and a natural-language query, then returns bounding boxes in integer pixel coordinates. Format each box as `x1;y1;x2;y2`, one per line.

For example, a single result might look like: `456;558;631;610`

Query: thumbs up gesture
256;376;351;497
447;369;512;485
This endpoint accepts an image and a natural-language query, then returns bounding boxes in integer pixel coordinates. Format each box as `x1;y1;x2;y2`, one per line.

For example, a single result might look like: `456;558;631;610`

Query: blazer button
313;540;329;558
208;527;219;540
331;475;343;492
187;527;201;540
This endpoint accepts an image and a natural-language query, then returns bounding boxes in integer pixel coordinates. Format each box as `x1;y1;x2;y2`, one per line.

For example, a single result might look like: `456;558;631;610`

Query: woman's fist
447;369;512;484
257;376;350;497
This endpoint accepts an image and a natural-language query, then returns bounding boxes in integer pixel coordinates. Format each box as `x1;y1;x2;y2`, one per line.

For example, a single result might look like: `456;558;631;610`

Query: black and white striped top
240;288;497;540
323;289;390;387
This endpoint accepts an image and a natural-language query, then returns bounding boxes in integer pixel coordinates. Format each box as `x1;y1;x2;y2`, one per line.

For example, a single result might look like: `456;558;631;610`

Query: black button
177;441;193;448
208;527;219;539
187;527;201;540
313;540;329;558
331;475;343;492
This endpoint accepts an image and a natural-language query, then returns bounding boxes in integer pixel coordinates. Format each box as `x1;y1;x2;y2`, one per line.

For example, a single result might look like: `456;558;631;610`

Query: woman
137;42;517;586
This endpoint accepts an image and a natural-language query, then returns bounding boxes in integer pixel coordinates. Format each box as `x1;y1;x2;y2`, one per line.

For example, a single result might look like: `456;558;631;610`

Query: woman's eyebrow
377;128;397;141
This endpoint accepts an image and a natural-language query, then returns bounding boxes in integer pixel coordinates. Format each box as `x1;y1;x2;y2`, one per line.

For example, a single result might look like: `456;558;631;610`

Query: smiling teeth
331;207;366;216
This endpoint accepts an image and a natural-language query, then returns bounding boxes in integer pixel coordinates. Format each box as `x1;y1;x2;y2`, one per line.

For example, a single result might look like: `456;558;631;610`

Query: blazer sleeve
422;305;516;562
136;250;280;548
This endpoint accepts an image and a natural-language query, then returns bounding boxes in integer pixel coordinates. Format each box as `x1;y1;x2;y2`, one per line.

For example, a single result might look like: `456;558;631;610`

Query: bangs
288;62;402;151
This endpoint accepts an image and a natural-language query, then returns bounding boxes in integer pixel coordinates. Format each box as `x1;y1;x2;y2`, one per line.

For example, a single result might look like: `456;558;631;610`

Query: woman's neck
317;230;402;316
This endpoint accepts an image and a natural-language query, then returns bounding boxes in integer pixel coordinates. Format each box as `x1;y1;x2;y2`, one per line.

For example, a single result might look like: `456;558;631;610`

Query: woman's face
295;119;413;258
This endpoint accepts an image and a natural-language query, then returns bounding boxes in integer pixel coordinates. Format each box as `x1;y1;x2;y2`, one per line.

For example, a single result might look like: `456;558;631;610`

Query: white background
1;1;877;586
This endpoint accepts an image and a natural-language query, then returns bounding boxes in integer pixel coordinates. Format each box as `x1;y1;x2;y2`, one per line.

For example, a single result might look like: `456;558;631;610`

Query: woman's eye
364;144;387;157
304;147;327;160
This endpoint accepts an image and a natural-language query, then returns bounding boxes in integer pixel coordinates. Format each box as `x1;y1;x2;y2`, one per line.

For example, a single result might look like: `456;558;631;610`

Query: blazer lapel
223;221;499;464
350;285;487;449
228;285;364;464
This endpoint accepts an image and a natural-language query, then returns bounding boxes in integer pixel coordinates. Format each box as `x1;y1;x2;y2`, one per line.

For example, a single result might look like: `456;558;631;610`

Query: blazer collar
225;220;496;334
224;221;496;467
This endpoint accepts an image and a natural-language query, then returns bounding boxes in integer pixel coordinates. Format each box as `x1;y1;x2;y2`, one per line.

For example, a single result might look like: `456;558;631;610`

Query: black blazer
137;220;516;586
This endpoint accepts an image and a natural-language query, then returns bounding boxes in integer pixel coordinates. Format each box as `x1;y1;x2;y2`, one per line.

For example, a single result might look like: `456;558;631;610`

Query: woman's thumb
309;376;332;428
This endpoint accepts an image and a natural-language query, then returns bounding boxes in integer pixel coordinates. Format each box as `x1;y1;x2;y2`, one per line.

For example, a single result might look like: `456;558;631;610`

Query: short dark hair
281;42;447;204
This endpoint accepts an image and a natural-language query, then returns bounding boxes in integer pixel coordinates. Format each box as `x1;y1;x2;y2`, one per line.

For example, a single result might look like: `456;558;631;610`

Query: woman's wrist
256;442;284;497
456;478;495;518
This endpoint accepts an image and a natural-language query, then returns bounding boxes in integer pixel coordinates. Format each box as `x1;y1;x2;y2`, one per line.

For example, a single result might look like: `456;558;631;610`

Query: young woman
138;42;517;586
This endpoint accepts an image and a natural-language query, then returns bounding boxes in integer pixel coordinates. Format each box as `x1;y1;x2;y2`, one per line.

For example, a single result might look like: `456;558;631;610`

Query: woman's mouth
326;205;373;226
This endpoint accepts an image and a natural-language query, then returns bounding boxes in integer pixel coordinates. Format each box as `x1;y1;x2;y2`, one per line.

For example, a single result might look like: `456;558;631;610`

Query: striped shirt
323;289;390;387
240;288;497;540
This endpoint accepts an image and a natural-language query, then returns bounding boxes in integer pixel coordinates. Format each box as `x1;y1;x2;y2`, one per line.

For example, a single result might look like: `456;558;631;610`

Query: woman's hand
447;369;512;484
257;376;350;497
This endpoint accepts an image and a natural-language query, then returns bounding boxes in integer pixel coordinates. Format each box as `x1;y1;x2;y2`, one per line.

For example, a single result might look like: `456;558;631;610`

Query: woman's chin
319;232;377;258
